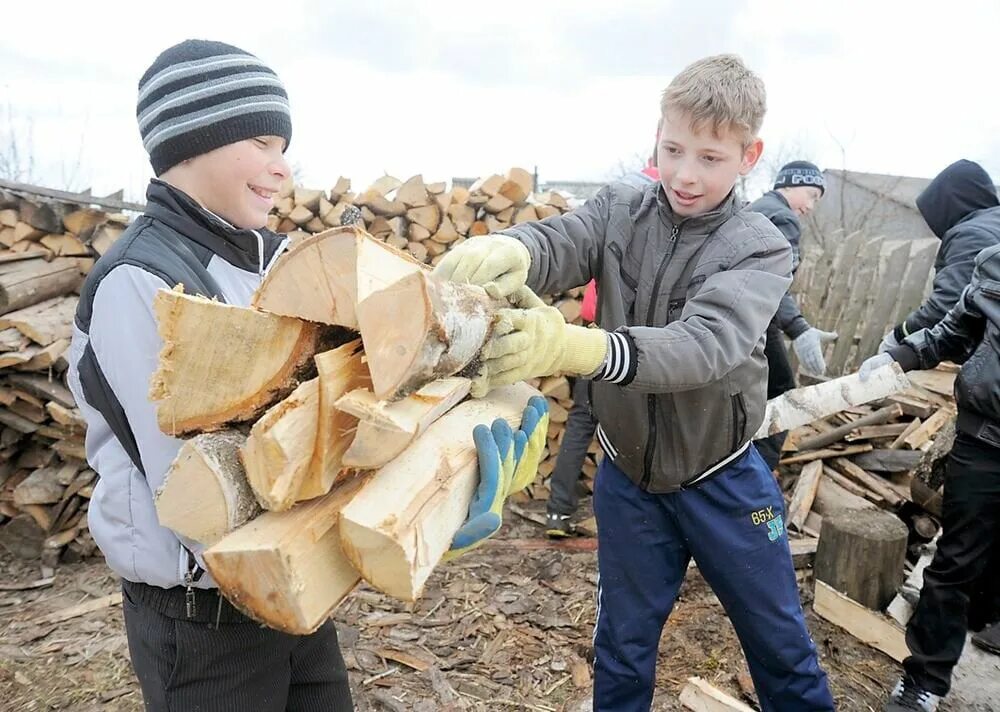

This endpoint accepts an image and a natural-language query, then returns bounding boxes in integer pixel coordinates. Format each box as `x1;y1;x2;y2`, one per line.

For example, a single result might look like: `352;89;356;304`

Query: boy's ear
739;138;764;176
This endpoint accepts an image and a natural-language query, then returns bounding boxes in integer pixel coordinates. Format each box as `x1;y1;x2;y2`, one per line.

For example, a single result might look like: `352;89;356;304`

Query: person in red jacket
545;135;659;537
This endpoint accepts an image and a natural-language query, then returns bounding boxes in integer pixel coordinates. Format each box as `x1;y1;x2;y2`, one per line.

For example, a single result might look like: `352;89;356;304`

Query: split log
0;296;76;345
779;444;872;465
815;509;908;610
298;340;370;500
356;270;496;400
252;226;425;329
13;466;63;506
786;460;822;531
149;287;340;436
241;378;321;512
337;377;471;469
754;364;909;439
0;258;82;315
154;432;260;547
338;382;538;600
204;473;368;634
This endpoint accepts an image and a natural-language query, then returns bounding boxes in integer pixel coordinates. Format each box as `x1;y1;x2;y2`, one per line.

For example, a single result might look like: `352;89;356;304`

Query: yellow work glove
431;234;531;299
472;287;608;397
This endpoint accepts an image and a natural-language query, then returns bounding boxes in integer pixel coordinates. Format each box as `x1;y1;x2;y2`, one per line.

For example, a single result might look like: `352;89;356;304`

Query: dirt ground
0;499;909;712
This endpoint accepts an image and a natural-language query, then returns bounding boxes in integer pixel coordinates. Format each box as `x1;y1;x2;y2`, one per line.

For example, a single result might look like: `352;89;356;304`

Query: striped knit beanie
137;40;292;176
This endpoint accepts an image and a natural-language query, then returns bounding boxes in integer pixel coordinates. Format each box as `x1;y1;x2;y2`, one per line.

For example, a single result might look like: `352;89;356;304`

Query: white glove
792;328;838;376
877;329;900;354
859;353;894;382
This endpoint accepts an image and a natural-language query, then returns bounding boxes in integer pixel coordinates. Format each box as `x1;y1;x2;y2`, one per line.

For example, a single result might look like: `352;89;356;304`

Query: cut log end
357;272;493;401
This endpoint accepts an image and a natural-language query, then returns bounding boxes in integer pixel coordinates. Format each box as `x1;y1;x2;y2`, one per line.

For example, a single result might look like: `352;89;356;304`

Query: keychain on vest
184;569;196;619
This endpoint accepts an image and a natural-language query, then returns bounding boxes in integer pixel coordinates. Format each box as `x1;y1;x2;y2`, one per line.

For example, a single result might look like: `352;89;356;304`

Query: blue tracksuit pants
592;445;834;711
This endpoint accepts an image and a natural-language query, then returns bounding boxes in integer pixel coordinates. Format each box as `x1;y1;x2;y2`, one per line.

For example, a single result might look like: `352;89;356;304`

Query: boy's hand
432;234;530;299
471;288;607;396
858;353;894;382
445;397;549;559
792;328;838;376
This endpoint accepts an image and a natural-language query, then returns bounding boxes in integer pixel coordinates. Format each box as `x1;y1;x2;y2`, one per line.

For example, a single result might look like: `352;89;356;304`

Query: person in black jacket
751;161;837;470
879;160;1000;353
861;242;1000;711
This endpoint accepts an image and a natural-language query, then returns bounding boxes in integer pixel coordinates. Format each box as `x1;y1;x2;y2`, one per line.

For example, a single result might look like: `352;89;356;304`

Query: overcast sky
3;0;999;202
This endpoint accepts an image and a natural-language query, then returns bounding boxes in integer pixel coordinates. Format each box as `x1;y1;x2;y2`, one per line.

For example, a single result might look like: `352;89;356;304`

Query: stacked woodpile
0;185;132;566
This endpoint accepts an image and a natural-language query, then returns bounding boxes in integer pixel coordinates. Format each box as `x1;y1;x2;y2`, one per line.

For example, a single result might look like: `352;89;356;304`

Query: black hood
916;160;999;239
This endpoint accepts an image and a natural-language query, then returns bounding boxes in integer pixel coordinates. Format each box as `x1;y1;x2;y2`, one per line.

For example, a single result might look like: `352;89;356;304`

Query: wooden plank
827;237;883;375
907;369;956;398
787;461;823;531
902;407;955;450
0;178;145;212
779;444;872;465
820;231;866;326
822;465;883;504
829;458;904;507
892;239;939;324
679;677;755;712
35;593;123;624
853;241;911;369
886;394;935;419
813;580;907;662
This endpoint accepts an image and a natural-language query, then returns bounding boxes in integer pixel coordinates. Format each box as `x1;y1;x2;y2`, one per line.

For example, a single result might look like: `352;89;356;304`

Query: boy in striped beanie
67;40;354;711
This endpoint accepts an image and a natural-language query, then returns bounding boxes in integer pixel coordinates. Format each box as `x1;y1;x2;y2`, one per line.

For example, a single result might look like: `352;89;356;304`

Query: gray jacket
892;243;1000;447
751;190;810;339
67;180;288;590
501;181;791;492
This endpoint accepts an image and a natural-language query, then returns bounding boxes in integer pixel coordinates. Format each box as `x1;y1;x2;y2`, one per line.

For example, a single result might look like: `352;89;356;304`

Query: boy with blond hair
434;55;834;711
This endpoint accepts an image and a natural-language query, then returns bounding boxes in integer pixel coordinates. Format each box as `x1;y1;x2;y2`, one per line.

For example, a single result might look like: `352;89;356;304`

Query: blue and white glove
445;396;549;559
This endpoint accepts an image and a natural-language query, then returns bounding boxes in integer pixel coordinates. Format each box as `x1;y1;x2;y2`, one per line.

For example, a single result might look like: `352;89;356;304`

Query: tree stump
815;508;908;610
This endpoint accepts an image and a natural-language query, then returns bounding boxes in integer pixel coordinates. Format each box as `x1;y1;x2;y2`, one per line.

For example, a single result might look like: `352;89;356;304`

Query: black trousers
547;377;598;516
754;323;797;471
122;581;353;711
904;430;1000;696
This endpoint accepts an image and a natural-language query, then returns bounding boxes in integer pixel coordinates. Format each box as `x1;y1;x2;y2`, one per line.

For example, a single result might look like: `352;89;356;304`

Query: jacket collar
655;185;740;237
144;179;285;274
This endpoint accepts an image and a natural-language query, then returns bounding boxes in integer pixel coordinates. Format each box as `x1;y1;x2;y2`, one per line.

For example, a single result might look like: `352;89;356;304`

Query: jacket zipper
639;223;681;489
252;230;265;276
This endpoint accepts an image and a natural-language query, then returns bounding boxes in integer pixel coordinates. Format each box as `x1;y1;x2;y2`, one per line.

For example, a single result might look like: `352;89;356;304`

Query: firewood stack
0;187;131;566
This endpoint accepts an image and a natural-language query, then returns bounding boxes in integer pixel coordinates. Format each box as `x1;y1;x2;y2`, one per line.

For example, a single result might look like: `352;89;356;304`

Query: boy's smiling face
163;135;290;229
657;110;762;218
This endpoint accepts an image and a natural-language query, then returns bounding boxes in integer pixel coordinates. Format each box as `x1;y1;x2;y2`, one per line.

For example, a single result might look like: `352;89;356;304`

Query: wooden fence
792;231;939;375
